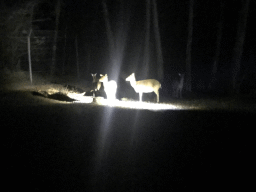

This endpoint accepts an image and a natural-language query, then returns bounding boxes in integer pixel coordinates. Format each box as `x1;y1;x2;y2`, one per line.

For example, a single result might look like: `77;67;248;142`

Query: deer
125;73;161;103
173;73;184;98
91;73;102;98
98;74;117;101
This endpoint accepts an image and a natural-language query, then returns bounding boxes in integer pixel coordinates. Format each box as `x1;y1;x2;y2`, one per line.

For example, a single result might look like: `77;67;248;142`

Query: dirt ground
2;71;254;191
1;70;255;111
1;84;256;112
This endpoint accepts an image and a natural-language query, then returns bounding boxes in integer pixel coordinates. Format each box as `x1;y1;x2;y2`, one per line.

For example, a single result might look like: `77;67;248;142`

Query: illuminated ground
1;87;256;112
1;70;255;111
1;73;255;191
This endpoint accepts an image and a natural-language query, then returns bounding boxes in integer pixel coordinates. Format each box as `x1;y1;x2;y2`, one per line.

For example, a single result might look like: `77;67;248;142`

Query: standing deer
91;73;101;97
99;74;117;100
172;73;184;98
126;73;161;102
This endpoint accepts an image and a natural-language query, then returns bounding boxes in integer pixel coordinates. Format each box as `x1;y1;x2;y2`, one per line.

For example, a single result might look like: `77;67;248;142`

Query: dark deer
172;73;184;98
91;73;101;98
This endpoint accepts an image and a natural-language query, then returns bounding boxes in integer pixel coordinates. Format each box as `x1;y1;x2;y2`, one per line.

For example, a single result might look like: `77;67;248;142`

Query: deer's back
136;79;160;87
133;79;161;93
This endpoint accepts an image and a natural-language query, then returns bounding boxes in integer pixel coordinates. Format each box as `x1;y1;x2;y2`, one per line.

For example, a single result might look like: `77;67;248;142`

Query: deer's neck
102;79;109;87
130;79;137;89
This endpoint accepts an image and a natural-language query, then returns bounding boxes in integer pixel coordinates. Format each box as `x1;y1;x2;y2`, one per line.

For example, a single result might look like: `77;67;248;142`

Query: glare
67;93;93;103
104;100;177;110
70;93;178;110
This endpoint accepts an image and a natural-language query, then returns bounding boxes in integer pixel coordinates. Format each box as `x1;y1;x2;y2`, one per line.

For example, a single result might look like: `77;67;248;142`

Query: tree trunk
186;0;193;92
62;25;67;75
86;48;91;76
152;0;164;81
85;48;91;76
208;1;224;90
232;0;250;94
28;29;32;84
102;0;115;60
102;0;119;79
143;0;150;78
51;0;61;77
75;35;80;79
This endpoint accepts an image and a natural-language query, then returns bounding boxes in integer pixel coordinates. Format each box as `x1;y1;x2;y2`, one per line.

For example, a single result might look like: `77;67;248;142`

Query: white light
68;93;180;110
94;98;177;110
67;93;93;103
116;100;177;110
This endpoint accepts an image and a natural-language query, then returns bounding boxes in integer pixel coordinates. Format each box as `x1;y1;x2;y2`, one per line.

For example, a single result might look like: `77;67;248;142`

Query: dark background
1;1;255;191
1;0;255;94
3;103;254;191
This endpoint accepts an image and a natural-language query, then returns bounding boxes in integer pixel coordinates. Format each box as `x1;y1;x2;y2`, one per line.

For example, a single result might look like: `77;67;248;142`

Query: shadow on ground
2;100;254;191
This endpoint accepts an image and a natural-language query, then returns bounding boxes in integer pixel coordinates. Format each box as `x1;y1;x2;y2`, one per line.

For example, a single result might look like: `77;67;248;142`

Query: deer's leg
153;90;159;103
139;92;143;102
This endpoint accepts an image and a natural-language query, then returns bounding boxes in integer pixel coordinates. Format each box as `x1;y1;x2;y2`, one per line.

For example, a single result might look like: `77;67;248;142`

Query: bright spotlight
67;92;185;110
